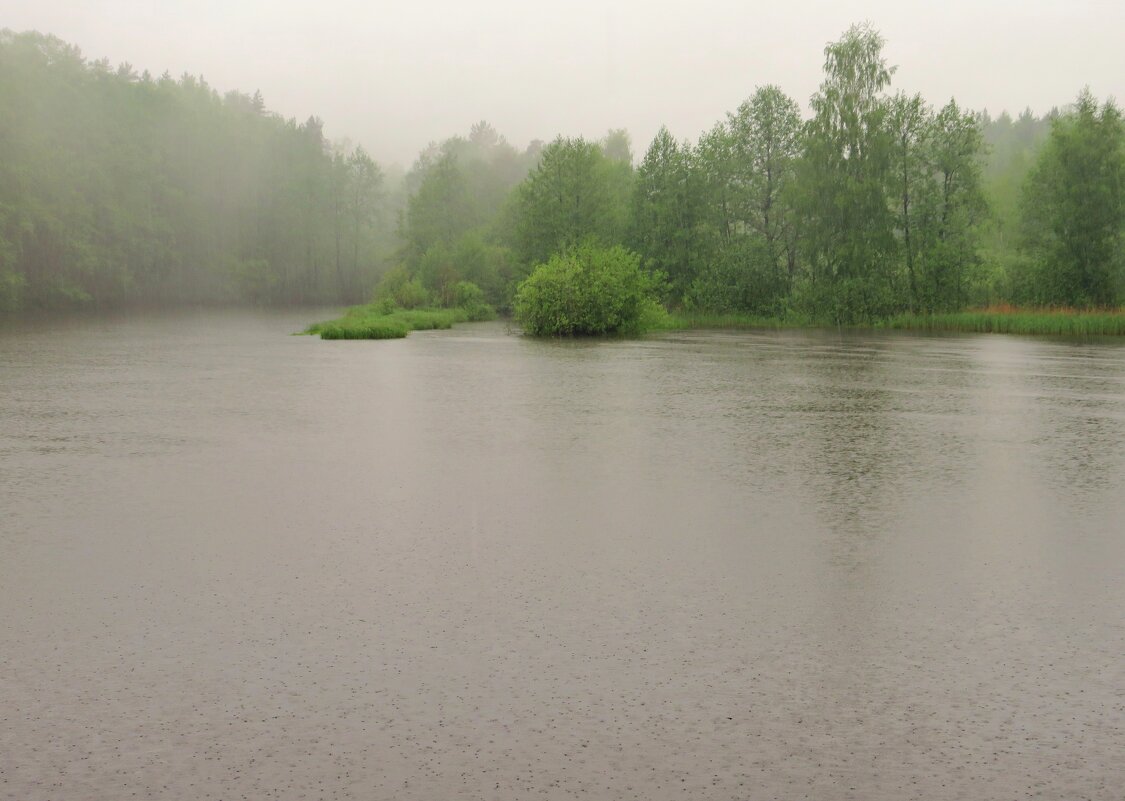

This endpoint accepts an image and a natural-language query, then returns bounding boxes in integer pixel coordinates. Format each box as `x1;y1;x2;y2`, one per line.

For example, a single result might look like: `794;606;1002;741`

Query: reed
657;311;814;331
661;306;1125;336
304;306;476;339
885;307;1125;336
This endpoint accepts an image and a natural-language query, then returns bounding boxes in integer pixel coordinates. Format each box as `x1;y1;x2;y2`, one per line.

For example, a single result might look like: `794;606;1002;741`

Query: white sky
6;0;1124;167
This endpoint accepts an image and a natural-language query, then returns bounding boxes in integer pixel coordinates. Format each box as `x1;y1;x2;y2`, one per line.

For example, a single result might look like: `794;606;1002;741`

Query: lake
2;310;1123;800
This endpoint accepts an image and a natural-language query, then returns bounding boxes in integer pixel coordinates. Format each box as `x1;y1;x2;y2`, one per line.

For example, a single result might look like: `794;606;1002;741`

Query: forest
1;25;1122;324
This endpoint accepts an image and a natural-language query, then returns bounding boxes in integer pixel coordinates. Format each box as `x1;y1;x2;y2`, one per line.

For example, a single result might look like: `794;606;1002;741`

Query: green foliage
977;108;1054;303
885;309;1125;335
511;137;631;268
0;30;391;311
313;318;410;339
396;279;431;309
685;237;787;315
371;261;495;323
631;87;803;313
398;123;534;309
657;310;813;330
3;24;1116;332
630;126;704;299
725;86;803;284
448;280;495;321
305;306;474;340
631;25;990;324
380;308;467;330
514;244;662;336
373;265;431;309
888;96;989;312
454;235;516;308
1020;90;1125;306
405;234;516;309
334;146;384;299
404;153;477;256
799;23;897;322
414;242;460;304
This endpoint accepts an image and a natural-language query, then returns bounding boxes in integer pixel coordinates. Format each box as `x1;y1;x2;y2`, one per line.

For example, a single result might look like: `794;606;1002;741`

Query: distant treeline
0;30;392;310
2;25;1122;320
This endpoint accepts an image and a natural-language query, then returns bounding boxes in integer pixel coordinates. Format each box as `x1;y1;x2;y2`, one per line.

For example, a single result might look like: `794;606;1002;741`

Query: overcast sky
6;1;1124;167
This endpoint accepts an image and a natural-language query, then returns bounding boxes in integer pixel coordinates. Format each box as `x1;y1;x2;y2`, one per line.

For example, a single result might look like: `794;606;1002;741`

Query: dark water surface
2;310;1123;800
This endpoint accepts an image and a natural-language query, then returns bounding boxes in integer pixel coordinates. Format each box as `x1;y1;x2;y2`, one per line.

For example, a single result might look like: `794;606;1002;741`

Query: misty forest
2;25;1122;329
5;9;1125;801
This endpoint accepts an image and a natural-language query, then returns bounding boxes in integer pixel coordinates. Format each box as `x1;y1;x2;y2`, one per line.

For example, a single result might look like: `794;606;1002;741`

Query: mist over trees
1018;91;1124;306
1;24;1122;319
0;30;391;311
396;121;538;306
397;25;1118;323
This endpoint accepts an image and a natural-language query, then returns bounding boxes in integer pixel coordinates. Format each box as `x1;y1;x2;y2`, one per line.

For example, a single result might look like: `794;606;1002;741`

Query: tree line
400;26;1122;322
0;30;391;311
2;25;1122;320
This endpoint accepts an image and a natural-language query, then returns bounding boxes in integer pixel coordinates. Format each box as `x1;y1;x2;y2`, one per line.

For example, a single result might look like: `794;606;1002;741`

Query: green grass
307;303;1125;340
303;305;486;340
311;318;410;339
656;307;1125;336
654;311;814;331
884;308;1125;336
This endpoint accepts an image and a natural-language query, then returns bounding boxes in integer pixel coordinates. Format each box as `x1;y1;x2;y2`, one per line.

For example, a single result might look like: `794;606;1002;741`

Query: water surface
2;311;1123;800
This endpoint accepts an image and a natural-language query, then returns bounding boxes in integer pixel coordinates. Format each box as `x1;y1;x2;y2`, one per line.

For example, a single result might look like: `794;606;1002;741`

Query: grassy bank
306;304;1125;340
883;307;1125;336
655;311;813;331
652;307;1125;337
304;305;491;340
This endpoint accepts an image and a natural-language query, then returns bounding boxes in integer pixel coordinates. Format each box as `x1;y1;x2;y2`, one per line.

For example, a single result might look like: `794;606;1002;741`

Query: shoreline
658;309;1125;337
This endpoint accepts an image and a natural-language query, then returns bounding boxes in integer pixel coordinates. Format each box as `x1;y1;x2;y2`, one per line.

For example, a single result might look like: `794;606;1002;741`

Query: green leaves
512;137;631;269
887;95;988;312
1020;90;1125;307
0;31;393;310
514;244;659;336
800;24;898;321
630;126;701;297
397;122;536;308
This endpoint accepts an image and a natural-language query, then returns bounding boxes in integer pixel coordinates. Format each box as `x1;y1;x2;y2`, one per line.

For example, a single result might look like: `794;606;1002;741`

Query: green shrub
312;318;409;339
514;244;662;336
657;310;811;330
373;265;431;309
683;237;788;315
885;308;1125;335
390;308;466;329
449;280;496;321
371;296;397;315
303;306;475;339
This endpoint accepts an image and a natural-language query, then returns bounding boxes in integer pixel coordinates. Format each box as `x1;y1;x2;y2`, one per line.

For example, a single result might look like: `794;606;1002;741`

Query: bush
312;318;409;339
683;237;787;315
373;265;431;309
514;244;662;336
449;280;495;321
304;307;471;339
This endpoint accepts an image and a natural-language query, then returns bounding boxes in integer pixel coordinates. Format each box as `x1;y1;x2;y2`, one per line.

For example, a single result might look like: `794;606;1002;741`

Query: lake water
2;310;1123;800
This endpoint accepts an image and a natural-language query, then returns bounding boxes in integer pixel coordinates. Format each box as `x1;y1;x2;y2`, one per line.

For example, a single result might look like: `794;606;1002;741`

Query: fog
4;5;1125;797
7;0;1124;166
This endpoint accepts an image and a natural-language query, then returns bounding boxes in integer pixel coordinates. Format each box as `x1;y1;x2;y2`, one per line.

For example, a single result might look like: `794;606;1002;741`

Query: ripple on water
1;313;1123;800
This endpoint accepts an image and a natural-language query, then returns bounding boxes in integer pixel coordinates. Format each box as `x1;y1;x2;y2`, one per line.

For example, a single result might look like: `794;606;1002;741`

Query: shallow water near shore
2;310;1124;800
